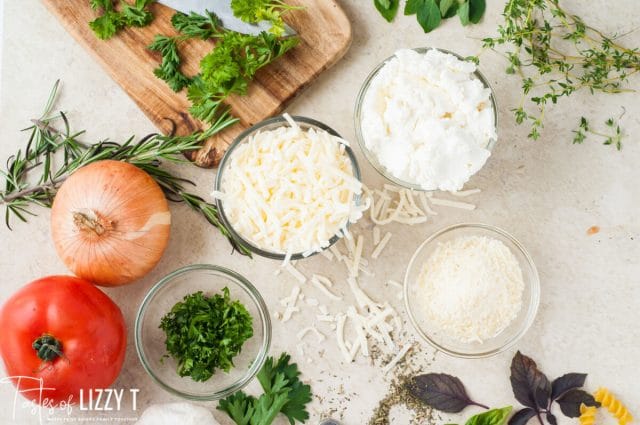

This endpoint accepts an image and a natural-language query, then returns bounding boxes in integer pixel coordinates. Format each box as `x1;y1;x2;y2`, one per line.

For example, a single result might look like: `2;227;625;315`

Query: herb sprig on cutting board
149;11;299;125
89;0;156;39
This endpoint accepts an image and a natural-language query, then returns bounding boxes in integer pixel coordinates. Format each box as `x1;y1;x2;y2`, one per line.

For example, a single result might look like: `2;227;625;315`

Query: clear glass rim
354;47;499;191
134;264;272;400
403;223;540;359
215;115;362;261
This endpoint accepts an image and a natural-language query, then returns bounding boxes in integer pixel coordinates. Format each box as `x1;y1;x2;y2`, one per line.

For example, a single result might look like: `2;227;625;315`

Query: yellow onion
51;160;171;286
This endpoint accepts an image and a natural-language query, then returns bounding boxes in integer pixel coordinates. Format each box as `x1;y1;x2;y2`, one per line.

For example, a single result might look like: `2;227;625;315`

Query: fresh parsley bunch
149;11;298;125
89;0;156;40
218;353;312;425
374;0;486;33
160;288;254;382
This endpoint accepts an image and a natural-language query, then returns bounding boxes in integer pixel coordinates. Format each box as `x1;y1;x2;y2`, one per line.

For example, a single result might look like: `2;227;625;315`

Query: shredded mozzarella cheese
215;116;366;256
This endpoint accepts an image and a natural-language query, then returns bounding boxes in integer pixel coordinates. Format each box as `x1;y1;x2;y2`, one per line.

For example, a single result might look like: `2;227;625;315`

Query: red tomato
0;276;126;406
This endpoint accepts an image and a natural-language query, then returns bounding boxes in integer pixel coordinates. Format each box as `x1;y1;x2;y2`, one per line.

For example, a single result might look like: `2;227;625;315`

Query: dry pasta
579;404;597;425
594;387;633;425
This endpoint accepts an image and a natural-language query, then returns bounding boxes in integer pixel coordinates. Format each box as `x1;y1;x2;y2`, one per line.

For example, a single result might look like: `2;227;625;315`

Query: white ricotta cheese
417;236;524;343
361;49;496;191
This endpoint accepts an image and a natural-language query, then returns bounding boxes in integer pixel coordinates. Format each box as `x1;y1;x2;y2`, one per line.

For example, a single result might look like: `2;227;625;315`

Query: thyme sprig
481;0;639;144
572;117;623;150
0;81;250;256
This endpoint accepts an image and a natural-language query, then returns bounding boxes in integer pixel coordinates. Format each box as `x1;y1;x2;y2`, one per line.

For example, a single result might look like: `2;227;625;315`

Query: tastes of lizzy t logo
0;375;139;424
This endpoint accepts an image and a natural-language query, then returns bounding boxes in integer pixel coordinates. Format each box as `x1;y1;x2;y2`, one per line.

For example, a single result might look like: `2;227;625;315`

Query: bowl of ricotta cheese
354;48;498;192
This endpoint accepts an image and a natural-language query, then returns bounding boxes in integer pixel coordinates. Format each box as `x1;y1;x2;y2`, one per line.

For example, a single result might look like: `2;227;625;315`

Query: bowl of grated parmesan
354;48;498;192
404;223;539;358
213;115;367;262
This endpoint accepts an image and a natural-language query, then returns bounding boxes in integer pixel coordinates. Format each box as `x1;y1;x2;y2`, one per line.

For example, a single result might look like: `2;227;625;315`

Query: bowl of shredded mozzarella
355;48;498;192
213;115;367;262
404;223;539;358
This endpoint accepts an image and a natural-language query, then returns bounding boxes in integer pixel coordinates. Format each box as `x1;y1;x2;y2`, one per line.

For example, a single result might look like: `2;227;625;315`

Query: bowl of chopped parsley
135;264;271;400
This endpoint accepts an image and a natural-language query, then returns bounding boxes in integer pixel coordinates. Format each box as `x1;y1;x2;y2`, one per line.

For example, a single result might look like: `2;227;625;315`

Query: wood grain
42;0;352;167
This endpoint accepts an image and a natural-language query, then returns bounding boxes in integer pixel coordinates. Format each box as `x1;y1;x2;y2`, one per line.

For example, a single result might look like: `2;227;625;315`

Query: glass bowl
404;223;539;358
215;115;362;261
354;47;498;191
135;264;271;400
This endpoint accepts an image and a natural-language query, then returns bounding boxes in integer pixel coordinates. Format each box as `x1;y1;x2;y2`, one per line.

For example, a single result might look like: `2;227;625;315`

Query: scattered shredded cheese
284;263;307;284
429;197;476;210
371;232;392;259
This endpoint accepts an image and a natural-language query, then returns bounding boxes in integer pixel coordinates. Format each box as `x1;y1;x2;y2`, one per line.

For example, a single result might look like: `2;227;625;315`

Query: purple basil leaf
410;373;483;413
508;408;536;425
556;389;600;418
551;373;587;400
510;351;551;409
546;412;558;425
535;375;551;409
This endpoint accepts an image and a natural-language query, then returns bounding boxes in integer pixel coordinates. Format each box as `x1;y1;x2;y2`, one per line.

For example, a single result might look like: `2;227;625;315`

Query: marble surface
1;1;639;424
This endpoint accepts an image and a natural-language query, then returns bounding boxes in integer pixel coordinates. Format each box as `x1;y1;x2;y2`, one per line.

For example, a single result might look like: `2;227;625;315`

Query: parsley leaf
148;35;192;91
88;0;155;40
159;288;254;382
230;0;301;36
218;353;312;425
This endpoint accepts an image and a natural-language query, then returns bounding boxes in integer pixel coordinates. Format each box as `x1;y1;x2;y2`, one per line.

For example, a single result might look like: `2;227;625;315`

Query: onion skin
51;160;171;286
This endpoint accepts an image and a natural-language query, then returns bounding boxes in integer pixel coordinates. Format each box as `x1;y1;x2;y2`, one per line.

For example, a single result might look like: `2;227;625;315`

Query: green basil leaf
374;0;399;22
404;0;424;15
439;0;455;17
457;0;470;26
465;407;513;425
417;0;441;32
468;0;486;24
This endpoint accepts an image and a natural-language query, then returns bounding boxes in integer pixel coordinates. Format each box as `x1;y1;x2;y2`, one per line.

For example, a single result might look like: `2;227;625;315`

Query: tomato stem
32;334;64;362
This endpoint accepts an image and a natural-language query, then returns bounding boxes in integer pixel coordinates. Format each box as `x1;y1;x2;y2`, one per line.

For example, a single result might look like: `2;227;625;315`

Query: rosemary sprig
481;0;639;145
0;81;251;256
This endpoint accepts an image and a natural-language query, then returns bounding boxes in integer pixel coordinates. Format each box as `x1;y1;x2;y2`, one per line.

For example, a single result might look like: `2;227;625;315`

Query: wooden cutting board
42;0;352;167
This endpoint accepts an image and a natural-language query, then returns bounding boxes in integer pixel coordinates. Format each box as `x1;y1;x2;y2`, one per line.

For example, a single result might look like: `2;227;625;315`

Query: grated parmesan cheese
417;236;524;343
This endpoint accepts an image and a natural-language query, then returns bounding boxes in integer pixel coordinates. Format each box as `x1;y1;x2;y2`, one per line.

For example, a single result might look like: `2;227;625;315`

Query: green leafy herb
375;0;400;22
466;407;513;425
381;0;486;33
149;11;298;125
0;81;250;256
218;353;312;425
572;117;623;150
190;31;298;122
230;0;302;36
89;0;155;40
480;0;639;144
160;288;254;382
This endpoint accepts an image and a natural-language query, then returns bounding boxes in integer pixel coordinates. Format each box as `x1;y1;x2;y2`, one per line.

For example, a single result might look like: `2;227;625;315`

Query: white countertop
1;1;639;424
